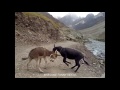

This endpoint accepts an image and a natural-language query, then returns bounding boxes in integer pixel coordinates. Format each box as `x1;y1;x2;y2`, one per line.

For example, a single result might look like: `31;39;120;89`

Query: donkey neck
58;47;63;54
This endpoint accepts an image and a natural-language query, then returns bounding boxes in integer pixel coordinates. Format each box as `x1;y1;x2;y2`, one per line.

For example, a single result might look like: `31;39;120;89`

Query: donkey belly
67;55;82;60
67;56;76;59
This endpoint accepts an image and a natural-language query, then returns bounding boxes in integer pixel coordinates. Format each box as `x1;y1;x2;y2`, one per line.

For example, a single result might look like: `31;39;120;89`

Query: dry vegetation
23;12;59;29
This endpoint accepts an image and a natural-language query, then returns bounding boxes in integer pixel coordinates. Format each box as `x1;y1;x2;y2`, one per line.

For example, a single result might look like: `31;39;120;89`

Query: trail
15;41;105;78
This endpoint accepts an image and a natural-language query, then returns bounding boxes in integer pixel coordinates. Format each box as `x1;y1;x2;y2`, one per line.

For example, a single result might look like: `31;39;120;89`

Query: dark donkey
53;44;89;72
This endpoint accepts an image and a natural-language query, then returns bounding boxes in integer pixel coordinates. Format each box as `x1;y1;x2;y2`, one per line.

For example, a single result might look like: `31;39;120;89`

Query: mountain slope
39;12;66;27
58;13;79;28
58;12;105;30
15;12;83;46
73;13;105;30
15;12;64;45
80;21;105;41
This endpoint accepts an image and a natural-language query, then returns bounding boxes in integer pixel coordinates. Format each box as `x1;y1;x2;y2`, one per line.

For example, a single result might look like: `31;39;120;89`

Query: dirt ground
15;41;105;78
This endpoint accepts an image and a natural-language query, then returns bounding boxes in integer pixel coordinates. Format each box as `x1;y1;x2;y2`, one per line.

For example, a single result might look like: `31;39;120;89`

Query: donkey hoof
74;70;79;73
74;70;77;72
40;71;44;73
44;67;47;69
71;67;73;69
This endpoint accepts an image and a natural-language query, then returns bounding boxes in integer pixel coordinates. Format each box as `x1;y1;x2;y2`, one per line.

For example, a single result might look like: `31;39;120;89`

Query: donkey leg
27;58;32;71
39;58;41;65
63;57;69;66
38;58;41;69
66;61;71;64
36;58;43;73
44;57;47;69
71;65;77;69
75;60;80;72
71;60;77;69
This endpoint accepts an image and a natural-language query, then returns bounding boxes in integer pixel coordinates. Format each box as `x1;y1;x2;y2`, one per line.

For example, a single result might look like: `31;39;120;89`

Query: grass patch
95;31;105;42
23;12;59;29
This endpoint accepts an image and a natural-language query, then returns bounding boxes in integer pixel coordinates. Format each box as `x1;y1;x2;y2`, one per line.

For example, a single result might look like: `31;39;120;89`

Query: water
85;38;105;60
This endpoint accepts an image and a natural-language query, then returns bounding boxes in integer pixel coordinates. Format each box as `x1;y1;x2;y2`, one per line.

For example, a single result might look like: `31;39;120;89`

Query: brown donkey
22;47;58;73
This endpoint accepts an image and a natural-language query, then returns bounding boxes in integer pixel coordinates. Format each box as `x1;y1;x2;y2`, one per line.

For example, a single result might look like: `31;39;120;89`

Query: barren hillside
80;21;105;41
15;12;65;45
15;12;83;46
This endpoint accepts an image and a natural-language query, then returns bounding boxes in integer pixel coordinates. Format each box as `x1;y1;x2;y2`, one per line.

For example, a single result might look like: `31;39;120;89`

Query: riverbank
85;38;105;60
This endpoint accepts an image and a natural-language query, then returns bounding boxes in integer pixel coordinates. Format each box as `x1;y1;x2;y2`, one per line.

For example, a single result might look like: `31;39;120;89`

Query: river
85;38;105;60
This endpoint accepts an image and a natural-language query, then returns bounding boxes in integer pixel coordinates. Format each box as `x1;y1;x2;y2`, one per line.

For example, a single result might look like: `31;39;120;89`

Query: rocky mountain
57;12;105;30
57;13;79;28
80;21;105;42
15;12;66;45
38;12;66;27
15;12;83;46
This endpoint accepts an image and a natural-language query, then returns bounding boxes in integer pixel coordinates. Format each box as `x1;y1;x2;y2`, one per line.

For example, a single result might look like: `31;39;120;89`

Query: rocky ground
15;41;105;78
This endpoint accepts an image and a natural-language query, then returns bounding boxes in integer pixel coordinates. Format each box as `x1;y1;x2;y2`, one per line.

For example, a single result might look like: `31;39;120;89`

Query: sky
48;12;100;18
